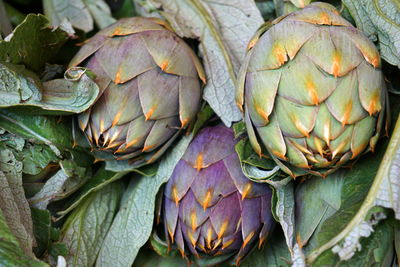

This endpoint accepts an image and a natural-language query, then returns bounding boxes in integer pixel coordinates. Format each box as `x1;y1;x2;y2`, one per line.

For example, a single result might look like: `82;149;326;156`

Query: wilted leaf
0;14;68;72
0;149;35;255
149;0;263;126
43;0;116;33
96;133;194;267
29;160;91;209
343;0;400;67
61;182;122;267
0;63;99;114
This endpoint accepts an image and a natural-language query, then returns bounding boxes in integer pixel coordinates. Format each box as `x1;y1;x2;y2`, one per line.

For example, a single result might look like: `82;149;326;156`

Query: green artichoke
237;3;388;177
163;126;274;265
70;17;205;163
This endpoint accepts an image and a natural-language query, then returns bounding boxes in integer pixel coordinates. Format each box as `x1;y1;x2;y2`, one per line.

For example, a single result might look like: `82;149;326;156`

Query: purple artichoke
69;17;205;163
163;126;274;264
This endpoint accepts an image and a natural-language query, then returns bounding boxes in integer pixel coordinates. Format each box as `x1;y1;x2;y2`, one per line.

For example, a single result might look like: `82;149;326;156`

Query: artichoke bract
70;17;205;162
237;3;388;177
163;126;274;265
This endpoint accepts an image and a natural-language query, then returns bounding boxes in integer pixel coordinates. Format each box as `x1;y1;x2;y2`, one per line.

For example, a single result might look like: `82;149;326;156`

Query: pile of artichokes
71;2;387;264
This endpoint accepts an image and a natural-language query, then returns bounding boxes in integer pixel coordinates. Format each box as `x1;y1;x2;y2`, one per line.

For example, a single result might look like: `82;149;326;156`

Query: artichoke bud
237;2;388;177
163;126;274;265
70;17;205;162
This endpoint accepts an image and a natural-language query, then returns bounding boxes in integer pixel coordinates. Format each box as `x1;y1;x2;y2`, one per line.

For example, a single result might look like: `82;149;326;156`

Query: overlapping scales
163;126;274;264
237;2;387;177
71;17;205;162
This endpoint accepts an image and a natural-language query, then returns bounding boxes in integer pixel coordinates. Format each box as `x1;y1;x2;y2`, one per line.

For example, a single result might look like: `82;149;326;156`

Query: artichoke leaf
96;132;195;267
343;0;400;68
0;63;99;114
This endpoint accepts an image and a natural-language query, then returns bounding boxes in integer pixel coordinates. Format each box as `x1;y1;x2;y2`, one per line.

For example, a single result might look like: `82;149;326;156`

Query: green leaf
31;208;52;257
255;1;276;21
29;160;91;209
0;14;68;72
0;64;99;114
133;249;187;267
109;0;136;19
96;133;195;267
342;0;400;68
57;166;127;217
235;138;280;182
0;209;49;267
43;0;116;33
0;149;35;255
61;181;122;267
149;0;263;126
295;173;344;247
0;110;74;151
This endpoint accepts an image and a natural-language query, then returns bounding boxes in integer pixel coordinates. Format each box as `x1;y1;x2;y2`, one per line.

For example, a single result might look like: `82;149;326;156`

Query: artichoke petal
190;161;237;210
96;35;156;84
256;114;287;159
357;61;383;115
279;52;336;105
182;127;236;169
143;116;180;152
326;70;368;125
351;116;376;158
209;192;241;239
141;30;198;78
245;69;281;127
179;190;209;231
179;77;201;128
164;160;197;203
138;69;179;120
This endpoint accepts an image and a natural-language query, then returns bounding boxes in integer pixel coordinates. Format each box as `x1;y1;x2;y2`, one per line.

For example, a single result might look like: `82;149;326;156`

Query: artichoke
70;17;205;163
237;3;388;177
163;126;274;264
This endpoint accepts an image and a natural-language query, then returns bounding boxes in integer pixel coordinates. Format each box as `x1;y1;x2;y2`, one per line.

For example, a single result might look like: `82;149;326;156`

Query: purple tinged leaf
69;34;108;67
164;160;197;203
182;126;236;168
209;192;241;239
241;197;261;245
190;160;237;210
95;35;156;84
179;190;209;231
164;197;179;241
143;116;180;152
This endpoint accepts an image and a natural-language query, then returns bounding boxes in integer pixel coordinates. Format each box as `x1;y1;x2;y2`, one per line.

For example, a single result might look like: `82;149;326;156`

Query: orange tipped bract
71;17;205;163
237;3;387;177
